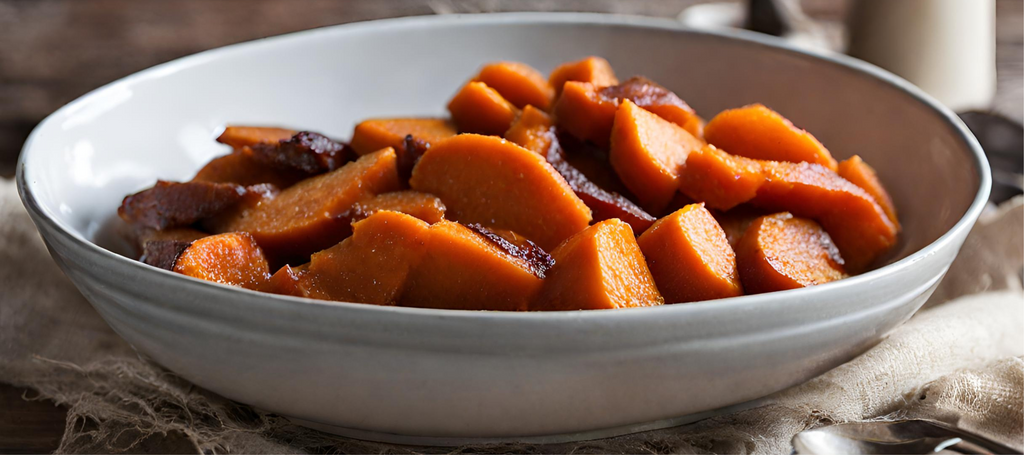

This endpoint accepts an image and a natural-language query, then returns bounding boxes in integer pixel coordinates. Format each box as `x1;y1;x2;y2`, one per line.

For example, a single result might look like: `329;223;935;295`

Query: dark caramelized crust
140;239;193;270
466;223;555;278
397;134;432;182
118;180;246;230
248;131;356;174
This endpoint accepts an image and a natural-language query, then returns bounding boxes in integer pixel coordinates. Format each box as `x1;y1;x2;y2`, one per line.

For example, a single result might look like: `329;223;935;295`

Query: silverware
792;419;1020;454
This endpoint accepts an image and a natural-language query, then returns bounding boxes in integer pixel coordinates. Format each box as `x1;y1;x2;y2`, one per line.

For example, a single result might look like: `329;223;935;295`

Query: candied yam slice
837;155;899;228
350;118;457;156
736;212;847;293
400;220;544;311
638;204;743;303
447;81;520;136
201;183;280;233
223;148;402;265
610;100;704;214
173;232;271;290
410;134;591;251
704;104;838;170
505;106;557;155
549;56;619;97
474;61;555;110
248;131;355;174
118;180;245;230
599;76;703;138
552;81;619;147
349;191;447;224
677;145;765;211
712;206;765;249
535;219;663;311
465;224;555;278
192;151;307;188
753;161;897;272
302;211;432;305
216;126;296;150
260;264;312;298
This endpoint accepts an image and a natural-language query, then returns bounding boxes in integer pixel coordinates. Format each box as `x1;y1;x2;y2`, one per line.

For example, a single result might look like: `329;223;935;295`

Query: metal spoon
792;419;1020;454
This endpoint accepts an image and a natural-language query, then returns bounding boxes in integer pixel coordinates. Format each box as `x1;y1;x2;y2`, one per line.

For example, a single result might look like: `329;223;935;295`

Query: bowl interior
21;14;983;269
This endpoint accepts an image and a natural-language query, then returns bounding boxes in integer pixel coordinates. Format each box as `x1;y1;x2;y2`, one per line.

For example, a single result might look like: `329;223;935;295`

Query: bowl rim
16;12;992;321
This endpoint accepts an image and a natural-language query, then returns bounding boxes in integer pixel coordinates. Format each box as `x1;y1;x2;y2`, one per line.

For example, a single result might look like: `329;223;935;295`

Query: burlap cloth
1;176;1022;454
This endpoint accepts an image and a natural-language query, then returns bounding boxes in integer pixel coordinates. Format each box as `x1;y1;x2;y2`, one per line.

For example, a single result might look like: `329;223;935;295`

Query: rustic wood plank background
0;0;1020;453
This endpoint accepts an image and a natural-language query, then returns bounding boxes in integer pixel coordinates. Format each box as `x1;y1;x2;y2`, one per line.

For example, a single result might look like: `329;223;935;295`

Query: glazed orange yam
410;134;591;251
549;56;619;97
638;204;743;303
222;148;402;265
216;126;296;150
474;61;555;110
677;145;765;211
552;81;620;147
350;118;457;156
704;104;838;170
200;183;279;233
302;211;433;305
736;213;847;294
260;264;312;298
173;232;271;290
712;206;764;249
504;105;557;155
837;155;899;228
753;161;897;272
447;81;520;136
400;220;544;311
610;100;704;214
192;150;308;188
349;191;447;224
600;76;704;138
536;219;663;311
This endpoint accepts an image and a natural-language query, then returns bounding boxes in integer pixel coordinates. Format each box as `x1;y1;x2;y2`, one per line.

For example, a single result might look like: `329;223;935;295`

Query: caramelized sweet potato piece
248;131;355;174
704;104;838;170
118;180;246;230
200;183;280;233
712;206;764;249
410;134;591;251
505;106;558;155
465;224;554;278
677;145;765;211
173;232;272;289
549;56;619;97
300;211;432;305
216;126;296;150
133;226;207;258
837;155;899;228
610;100;704;214
400;220;544;311
140;238;196;271
535;219;663;311
221;148;402;265
736;213;847;293
600;76;703;138
474;61;555;110
447;81;520;136
192;151;307;188
260;264;312;298
350;118;457;156
752;161;897;272
637;204;743;303
348;191;447;224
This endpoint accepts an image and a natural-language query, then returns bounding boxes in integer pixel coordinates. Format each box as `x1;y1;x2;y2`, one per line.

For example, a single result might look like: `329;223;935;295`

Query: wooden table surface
1;1;1021;453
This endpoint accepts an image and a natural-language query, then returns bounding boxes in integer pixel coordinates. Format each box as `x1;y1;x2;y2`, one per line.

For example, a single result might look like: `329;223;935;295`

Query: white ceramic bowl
18;13;989;444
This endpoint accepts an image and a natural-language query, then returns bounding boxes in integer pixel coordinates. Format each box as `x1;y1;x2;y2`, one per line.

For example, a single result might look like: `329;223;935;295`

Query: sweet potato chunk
191;151;307;188
752;161;897;272
173;232;271;289
300;211;432;305
600;76;703;138
248;131;355;174
549;56;619;97
712;206;764;249
221;148;402;264
637;204;743;303
137;227;208;270
410;134;591;250
200;183;279;233
350;118;457;156
349;191;447;224
260;264;312;298
704;104;838;170
118;180;246;230
216;126;296;150
610;100;704;214
535;219;663;311
465;224;555;278
736;213;847;293
837;155;899;228
447;81;520;136
474;61;555;110
505;106;558;155
400;220;544;311
677;145;765;211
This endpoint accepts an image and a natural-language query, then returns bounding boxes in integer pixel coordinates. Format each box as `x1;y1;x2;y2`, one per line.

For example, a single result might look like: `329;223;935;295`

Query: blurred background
1;0;1021;178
